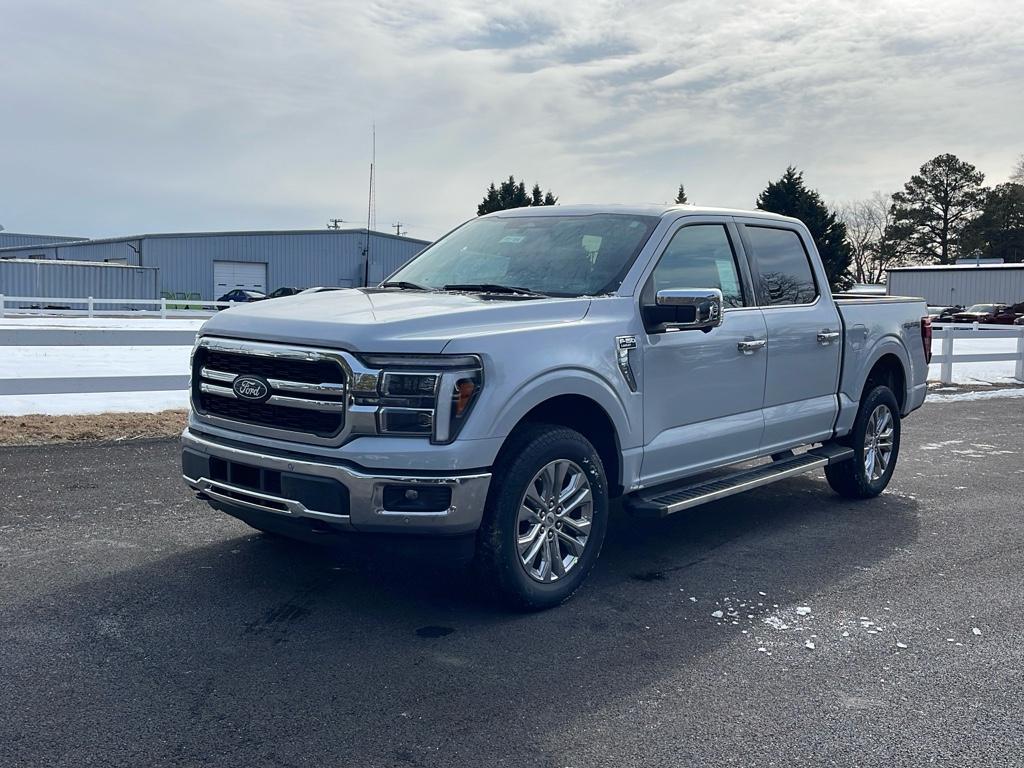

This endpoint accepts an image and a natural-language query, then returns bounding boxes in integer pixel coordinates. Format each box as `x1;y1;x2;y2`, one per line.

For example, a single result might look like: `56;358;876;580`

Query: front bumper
181;428;492;535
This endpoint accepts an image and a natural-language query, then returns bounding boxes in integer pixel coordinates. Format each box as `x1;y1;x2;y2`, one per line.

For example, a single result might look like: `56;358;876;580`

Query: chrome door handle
817;330;841;345
737;338;767;355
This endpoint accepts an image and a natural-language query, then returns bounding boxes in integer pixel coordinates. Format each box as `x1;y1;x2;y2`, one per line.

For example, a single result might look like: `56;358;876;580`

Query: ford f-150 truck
182;205;930;609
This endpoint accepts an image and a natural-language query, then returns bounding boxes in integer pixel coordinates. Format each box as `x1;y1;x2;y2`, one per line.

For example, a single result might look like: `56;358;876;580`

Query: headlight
359;354;483;443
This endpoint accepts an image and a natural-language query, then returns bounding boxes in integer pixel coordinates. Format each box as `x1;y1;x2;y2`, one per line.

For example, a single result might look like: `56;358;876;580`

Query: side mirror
643;288;724;332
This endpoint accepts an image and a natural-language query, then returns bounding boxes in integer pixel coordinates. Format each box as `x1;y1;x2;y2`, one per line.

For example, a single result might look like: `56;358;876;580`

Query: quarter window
745;226;817;305
650;224;744;308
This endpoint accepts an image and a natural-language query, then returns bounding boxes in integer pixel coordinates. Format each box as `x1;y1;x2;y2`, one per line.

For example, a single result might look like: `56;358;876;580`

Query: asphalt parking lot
2;398;1022;767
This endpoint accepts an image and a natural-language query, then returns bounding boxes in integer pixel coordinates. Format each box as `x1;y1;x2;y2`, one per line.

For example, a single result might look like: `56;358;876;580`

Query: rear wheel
825;385;901;499
476;424;608;610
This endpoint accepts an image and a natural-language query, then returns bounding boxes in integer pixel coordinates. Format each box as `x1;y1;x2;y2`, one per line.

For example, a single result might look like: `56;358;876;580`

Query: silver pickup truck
182;205;930;609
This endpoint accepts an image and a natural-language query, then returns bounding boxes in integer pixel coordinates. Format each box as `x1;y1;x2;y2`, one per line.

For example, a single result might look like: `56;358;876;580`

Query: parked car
216;289;266;306
266;287;304;299
951;303;1009;324
1015;314;1024;326
993;302;1024;324
183;205;929;609
927;305;960;323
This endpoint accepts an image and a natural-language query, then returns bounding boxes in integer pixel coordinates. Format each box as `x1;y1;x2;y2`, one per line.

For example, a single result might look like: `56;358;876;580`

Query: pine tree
674;184;688;204
756;167;853;290
960;183;1024;263
888;154;987;264
477;175;557;215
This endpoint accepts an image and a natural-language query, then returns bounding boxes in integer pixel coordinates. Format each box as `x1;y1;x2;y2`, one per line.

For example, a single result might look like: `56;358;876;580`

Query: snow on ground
0;317;1021;416
0;391;189;416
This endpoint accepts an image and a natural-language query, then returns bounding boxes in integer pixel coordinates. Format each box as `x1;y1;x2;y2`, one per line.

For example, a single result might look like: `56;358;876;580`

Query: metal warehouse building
887;264;1024;307
0;229;429;301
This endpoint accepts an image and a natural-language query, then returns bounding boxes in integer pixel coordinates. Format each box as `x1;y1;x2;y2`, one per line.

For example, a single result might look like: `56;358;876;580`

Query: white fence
0;325;194;396
0;294;235;319
1;312;1022;398
931;323;1024;385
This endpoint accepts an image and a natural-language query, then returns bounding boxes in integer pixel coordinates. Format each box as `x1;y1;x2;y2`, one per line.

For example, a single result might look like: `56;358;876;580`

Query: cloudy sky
2;0;1022;241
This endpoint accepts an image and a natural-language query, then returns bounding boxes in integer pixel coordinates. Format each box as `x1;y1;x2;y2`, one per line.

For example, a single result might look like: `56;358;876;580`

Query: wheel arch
494;386;628;498
856;337;913;417
862;349;908;413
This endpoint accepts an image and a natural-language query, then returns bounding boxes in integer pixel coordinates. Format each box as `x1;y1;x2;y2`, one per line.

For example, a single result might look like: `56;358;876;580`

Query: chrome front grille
191;337;379;445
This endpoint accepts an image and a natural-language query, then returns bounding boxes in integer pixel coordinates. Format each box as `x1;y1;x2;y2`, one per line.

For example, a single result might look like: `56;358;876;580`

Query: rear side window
650;224;745;308
745;226;817;306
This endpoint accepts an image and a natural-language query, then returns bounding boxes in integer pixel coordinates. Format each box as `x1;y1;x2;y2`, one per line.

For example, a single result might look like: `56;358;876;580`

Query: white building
886;263;1024;307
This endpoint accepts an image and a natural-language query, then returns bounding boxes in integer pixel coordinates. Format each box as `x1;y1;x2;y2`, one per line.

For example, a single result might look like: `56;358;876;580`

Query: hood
199;288;592;353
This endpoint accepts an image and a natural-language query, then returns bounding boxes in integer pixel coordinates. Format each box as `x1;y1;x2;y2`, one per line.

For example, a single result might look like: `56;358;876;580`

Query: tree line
478;152;1024;289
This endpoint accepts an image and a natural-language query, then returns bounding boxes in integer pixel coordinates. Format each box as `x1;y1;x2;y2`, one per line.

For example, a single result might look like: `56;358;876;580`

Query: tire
825;385;901;499
476;423;609;610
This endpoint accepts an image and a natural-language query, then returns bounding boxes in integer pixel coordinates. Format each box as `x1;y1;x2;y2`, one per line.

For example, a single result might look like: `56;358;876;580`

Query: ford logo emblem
232;375;270;402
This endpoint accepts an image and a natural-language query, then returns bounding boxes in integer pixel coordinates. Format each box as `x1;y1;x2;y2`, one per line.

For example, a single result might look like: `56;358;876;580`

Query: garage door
214;261;267;295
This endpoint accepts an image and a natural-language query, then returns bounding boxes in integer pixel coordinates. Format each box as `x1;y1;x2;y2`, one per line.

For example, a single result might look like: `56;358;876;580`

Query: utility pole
327;218;345;230
392;222;405;237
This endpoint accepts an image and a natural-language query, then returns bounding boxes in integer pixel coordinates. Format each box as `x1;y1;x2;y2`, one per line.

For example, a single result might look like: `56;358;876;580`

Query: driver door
639;219;768;487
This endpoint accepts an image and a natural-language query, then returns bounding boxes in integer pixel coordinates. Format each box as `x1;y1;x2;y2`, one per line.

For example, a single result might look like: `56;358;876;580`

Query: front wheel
476;424;609;610
825;385;901;499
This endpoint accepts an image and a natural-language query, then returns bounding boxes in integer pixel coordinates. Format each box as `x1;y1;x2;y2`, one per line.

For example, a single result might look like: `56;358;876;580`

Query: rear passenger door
737;221;842;453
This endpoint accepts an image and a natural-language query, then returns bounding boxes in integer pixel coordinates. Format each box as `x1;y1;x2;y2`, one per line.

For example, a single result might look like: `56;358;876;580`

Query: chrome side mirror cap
646;288;724;331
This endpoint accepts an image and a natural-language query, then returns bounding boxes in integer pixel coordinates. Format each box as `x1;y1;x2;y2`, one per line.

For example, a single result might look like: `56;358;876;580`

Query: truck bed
833;293;929;436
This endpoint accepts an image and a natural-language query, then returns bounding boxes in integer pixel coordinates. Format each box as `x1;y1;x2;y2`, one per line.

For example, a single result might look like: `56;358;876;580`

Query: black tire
825;385;901;499
476;423;609;611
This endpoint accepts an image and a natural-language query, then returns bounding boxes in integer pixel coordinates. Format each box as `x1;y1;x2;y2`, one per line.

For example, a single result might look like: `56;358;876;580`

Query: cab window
745;226;817;306
650;224;745;308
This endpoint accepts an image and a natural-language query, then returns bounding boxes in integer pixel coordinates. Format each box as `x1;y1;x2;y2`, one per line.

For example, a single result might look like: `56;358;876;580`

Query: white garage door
214;261;267;295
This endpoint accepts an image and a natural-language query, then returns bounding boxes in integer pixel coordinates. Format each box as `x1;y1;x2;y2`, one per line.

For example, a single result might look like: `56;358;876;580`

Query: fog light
382;484;452;512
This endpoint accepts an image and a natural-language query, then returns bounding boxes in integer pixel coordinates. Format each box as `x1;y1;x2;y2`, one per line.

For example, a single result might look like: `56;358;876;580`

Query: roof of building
0;231;85;239
0;227;429;252
0;258;154;268
887;263;1024;272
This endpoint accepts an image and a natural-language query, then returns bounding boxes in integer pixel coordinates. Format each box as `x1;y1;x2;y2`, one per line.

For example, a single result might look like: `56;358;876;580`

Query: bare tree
1012;153;1024;185
837;192;910;284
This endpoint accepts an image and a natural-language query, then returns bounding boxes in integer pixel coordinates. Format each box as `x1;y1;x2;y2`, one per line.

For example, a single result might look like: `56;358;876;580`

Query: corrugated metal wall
0;260;158;308
887;267;1024;306
0;233;84;249
141;231;424;298
0;230;427;299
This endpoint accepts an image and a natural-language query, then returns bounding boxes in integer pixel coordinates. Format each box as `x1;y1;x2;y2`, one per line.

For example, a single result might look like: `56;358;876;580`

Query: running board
626;444;854;518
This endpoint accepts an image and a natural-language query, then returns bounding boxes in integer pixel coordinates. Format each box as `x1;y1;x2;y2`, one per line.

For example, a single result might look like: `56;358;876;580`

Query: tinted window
745;226;817;306
650;224;744;308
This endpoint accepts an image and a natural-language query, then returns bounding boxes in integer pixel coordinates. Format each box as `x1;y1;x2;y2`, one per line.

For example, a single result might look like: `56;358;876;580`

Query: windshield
966;304;996;313
388;214;660;297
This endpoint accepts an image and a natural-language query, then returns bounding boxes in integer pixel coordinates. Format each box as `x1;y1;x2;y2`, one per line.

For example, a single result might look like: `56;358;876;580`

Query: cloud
1;0;1022;240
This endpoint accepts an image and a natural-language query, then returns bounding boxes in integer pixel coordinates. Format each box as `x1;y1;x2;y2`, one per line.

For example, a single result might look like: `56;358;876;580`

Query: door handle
817;329;841;345
737;338;767;355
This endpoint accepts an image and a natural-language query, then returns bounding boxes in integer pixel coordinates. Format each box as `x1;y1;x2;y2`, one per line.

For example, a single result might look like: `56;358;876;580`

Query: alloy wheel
863;404;895;481
516;459;593;583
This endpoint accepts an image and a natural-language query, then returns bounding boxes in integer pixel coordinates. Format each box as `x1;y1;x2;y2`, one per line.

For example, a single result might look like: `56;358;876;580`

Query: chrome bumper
181;428;491;535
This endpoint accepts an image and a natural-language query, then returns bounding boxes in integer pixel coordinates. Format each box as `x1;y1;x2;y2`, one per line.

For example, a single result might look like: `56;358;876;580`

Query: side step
626;444;854;518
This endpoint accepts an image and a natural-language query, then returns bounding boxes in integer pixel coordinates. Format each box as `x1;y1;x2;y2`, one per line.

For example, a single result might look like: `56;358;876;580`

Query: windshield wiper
380;280;431;291
442;283;549;297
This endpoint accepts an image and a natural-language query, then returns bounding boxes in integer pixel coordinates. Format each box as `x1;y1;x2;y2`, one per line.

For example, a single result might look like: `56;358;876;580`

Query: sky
2;0;1023;242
